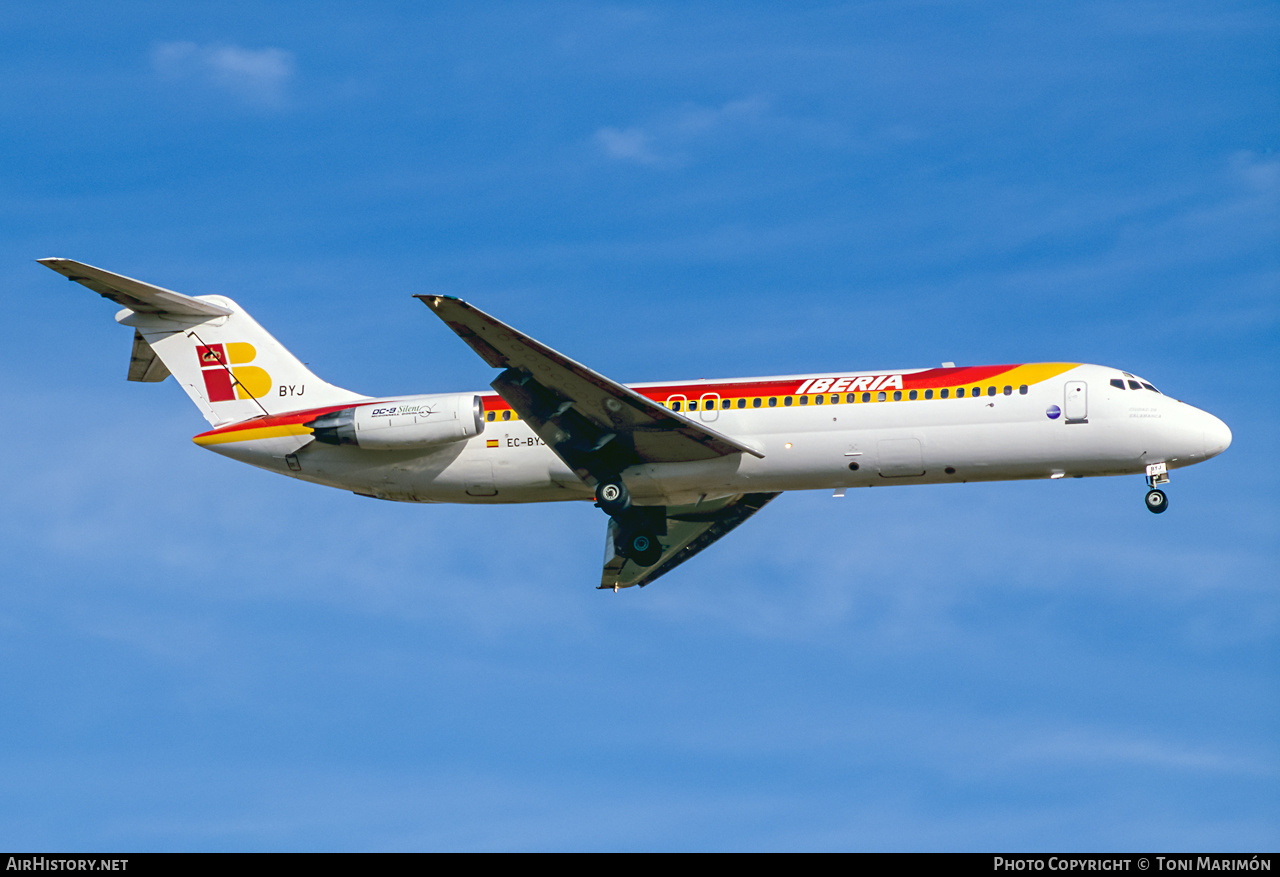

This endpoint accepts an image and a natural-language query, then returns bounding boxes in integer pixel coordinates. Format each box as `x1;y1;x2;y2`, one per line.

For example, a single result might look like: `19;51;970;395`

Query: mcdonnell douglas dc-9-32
43;258;1232;591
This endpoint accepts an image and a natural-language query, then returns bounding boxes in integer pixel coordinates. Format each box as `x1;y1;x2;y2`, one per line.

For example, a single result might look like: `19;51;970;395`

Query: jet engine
307;394;484;450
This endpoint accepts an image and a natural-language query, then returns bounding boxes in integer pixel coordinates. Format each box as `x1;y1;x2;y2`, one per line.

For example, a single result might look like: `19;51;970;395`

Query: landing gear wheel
1145;488;1168;514
596;479;631;516
623;530;662;567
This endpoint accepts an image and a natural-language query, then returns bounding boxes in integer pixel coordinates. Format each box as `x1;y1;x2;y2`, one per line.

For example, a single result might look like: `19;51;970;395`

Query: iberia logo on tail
197;343;272;402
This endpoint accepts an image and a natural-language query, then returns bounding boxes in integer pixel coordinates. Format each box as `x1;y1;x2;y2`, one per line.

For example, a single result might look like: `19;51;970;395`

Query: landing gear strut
1144;462;1169;515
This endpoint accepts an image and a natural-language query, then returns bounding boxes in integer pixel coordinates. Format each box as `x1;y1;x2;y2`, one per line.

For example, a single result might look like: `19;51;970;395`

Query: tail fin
41;258;365;425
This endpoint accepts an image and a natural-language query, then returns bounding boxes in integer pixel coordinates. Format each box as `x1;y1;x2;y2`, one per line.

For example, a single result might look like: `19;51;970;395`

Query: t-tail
40;258;366;425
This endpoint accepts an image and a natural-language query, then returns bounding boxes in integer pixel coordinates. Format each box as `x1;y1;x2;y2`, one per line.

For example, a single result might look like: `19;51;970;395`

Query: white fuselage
200;363;1231;506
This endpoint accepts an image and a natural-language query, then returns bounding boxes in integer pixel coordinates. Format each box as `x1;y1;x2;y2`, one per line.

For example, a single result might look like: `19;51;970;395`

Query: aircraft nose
1202;412;1232;459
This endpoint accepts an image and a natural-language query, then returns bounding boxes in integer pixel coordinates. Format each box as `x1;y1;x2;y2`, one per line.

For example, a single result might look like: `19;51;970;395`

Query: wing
417;295;763;483
601;492;780;589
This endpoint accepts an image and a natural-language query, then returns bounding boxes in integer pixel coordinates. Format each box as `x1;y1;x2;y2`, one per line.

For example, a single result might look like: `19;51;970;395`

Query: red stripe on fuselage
477;365;1025;409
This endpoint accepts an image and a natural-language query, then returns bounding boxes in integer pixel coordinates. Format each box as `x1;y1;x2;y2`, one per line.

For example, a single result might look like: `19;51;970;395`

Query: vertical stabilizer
41;258;366;424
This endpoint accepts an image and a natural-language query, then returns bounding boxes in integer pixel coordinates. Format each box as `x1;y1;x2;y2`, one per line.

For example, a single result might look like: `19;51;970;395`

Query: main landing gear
596;477;663;567
620;528;663;567
1144;462;1169;515
595;478;631;517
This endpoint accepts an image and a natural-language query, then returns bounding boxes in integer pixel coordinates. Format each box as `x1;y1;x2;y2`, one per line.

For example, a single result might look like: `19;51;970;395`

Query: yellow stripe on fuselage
989;362;1080;387
193;424;314;446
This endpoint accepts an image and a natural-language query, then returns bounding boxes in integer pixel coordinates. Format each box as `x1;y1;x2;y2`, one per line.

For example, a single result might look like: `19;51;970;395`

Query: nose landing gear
1144;462;1170;514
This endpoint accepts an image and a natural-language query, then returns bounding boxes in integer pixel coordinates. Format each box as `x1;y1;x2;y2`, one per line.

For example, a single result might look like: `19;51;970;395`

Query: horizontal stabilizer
38;258;232;318
127;329;170;382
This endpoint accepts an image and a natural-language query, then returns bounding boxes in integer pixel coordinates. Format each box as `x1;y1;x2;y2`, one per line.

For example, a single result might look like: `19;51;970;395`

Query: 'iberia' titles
794;375;904;395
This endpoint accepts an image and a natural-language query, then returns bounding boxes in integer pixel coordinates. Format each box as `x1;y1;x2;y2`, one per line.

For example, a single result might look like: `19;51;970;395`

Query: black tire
625;530;663;567
596;479;631;516
1145;488;1168;514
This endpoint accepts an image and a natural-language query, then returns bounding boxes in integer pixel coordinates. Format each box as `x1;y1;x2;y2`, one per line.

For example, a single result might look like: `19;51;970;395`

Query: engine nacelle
307;394;484;450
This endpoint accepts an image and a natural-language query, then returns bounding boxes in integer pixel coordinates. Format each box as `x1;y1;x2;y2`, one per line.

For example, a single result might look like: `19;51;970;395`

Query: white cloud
594;126;660;164
1230;150;1280;195
594;97;770;166
152;41;295;107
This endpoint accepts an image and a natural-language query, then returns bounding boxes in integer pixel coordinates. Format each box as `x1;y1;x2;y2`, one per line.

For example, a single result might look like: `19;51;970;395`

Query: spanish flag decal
486;439;499;448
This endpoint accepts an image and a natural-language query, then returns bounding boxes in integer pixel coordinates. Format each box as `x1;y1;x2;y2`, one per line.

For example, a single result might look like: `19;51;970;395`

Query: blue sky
1;1;1276;851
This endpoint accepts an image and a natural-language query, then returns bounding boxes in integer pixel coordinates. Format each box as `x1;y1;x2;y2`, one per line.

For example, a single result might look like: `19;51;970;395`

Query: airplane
42;258;1233;591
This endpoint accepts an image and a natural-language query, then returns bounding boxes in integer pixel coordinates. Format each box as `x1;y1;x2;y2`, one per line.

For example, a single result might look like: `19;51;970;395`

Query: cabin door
1064;381;1088;423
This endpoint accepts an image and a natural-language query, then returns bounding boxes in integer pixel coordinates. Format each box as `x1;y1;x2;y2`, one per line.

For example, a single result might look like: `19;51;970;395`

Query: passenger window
1128;380;1142;390
1003;386;1011;395
909;389;918;400
737;398;746;408
957;387;965;398
486;411;496;422
924;389;933;400
768;397;777;407
1110;379;1125;389
753;398;761;408
502;410;511;421
799;395;808;405
784;396;793;406
690;400;698;410
877;391;887;401
862;392;870;402
814;394;823;405
987;386;996;396
671;401;681;411
1019;385;1028;395
831;394;838;404
973;387;981;396
940;388;949;398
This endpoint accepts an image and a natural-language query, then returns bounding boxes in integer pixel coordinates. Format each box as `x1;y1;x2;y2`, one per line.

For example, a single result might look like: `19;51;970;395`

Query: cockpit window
1127;380;1142;390
1110;379;1125;389
1141;382;1159;393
